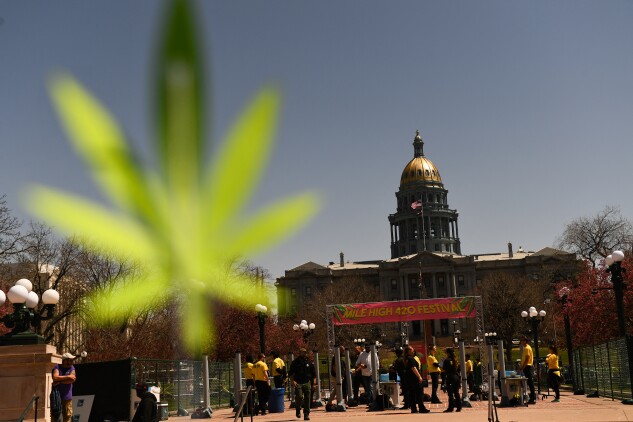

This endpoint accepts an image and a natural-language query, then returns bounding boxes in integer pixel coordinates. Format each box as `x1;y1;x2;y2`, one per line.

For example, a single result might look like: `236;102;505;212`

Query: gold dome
400;156;442;187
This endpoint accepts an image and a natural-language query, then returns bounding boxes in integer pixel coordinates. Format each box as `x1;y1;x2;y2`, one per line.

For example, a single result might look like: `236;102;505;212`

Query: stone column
0;344;60;422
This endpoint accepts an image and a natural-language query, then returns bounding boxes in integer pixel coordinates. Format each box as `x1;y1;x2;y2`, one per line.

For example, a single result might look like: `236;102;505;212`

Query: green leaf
203;86;280;233
182;293;212;351
225;192;321;257
156;0;205;199
24;186;155;263
89;275;170;323
49;74;158;223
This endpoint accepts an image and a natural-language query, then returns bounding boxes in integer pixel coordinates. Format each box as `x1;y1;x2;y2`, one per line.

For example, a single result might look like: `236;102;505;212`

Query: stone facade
0;344;61;422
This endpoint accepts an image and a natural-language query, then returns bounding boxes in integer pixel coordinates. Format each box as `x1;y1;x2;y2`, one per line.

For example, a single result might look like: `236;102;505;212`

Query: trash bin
382;381;400;407
158;403;169;420
268;387;285;413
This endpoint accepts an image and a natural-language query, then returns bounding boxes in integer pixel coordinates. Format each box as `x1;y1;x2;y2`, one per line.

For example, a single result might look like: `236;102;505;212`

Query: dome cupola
388;130;461;257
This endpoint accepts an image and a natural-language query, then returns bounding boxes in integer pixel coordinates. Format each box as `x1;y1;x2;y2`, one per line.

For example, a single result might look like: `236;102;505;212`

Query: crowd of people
240;337;563;418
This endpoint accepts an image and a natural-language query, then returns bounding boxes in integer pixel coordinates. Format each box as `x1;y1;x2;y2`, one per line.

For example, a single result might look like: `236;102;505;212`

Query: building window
440;319;449;335
291;288;296;297
458;275;465;286
305;287;312;297
391;279;398;290
438;276;445;288
424;276;431;291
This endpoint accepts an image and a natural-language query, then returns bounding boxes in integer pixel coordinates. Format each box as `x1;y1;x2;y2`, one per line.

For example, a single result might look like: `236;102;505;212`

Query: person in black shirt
392;347;409;409
131;382;159;422
405;346;430;414
288;348;316;421
442;348;462;412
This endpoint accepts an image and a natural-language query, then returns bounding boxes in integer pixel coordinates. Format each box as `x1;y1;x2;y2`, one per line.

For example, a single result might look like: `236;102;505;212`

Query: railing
233;385;254;422
572;337;632;401
132;359;234;413
18;395;39;422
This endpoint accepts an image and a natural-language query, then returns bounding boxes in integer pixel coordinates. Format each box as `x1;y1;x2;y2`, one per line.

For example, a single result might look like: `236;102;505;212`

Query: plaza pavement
168;389;633;422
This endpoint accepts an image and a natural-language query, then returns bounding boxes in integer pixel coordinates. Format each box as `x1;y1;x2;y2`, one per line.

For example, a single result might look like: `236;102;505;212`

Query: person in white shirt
355;343;376;404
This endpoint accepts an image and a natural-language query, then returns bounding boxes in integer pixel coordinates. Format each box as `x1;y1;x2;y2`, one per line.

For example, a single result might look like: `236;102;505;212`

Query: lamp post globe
15;278;33;292
25;291;39;309
42;289;60;305
7;285;29;304
1;279;60;345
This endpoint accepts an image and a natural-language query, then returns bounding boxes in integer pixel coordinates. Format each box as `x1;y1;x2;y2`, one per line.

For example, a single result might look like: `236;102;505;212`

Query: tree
301;275;383;353
0;195;30;263
553;255;633;348
476;273;547;362
557;206;633;266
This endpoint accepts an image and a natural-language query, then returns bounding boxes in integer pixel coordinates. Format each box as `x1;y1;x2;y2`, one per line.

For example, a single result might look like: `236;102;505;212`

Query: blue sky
1;1;632;279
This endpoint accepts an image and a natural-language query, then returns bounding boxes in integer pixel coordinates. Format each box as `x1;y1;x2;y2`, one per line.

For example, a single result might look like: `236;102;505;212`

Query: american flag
411;200;423;210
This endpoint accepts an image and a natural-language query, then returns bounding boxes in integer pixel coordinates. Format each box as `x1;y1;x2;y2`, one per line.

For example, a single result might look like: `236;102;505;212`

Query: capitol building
276;131;577;341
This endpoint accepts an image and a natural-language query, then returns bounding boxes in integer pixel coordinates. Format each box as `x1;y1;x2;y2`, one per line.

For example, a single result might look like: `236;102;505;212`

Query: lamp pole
255;304;267;355
604;250;633;404
605;251;627;337
485;332;499;422
0;278;60;345
293;320;316;344
558;286;581;394
521;306;546;396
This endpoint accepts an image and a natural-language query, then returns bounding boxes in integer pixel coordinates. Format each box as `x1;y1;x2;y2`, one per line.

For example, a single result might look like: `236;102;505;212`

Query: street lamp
484;332;499;421
255;304;267;354
558;286;583;394
603;250;633;404
0;278;60;345
293;319;316;343
451;320;460;345
604;250;627;337
521;306;546;396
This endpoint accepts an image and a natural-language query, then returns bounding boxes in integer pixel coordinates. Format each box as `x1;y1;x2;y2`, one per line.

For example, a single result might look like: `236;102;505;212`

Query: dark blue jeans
361;375;373;403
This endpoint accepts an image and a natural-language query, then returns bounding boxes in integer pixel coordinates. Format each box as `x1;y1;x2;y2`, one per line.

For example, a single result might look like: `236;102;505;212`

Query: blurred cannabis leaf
25;0;320;351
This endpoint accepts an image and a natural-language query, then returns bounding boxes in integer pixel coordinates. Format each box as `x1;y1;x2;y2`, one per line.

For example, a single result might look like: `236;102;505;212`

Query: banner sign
330;296;476;326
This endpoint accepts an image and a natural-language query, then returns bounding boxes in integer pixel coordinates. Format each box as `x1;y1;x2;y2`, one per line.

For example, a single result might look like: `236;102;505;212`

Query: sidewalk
168;390;633;422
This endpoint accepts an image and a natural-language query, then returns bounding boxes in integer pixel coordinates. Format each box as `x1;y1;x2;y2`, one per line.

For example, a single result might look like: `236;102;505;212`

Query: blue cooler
268;387;285;413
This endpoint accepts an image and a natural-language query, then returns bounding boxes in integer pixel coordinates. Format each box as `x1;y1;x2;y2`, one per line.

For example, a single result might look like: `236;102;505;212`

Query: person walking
405;346;430;413
271;351;286;389
427;345;442;404
253;353;271;415
442;348;462;413
520;336;536;404
288;348;316;421
52;352;77;422
546;345;561;402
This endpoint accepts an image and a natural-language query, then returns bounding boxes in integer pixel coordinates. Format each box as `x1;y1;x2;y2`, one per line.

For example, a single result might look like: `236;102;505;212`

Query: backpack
50;386;62;420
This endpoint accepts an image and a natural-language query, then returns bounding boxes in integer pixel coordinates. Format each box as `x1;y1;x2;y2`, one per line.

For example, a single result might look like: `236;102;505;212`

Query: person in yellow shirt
546;345;561;402
271;351;286;388
253;353;271;415
465;354;474;393
426;346;442;404
243;355;255;415
520;336;536;404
